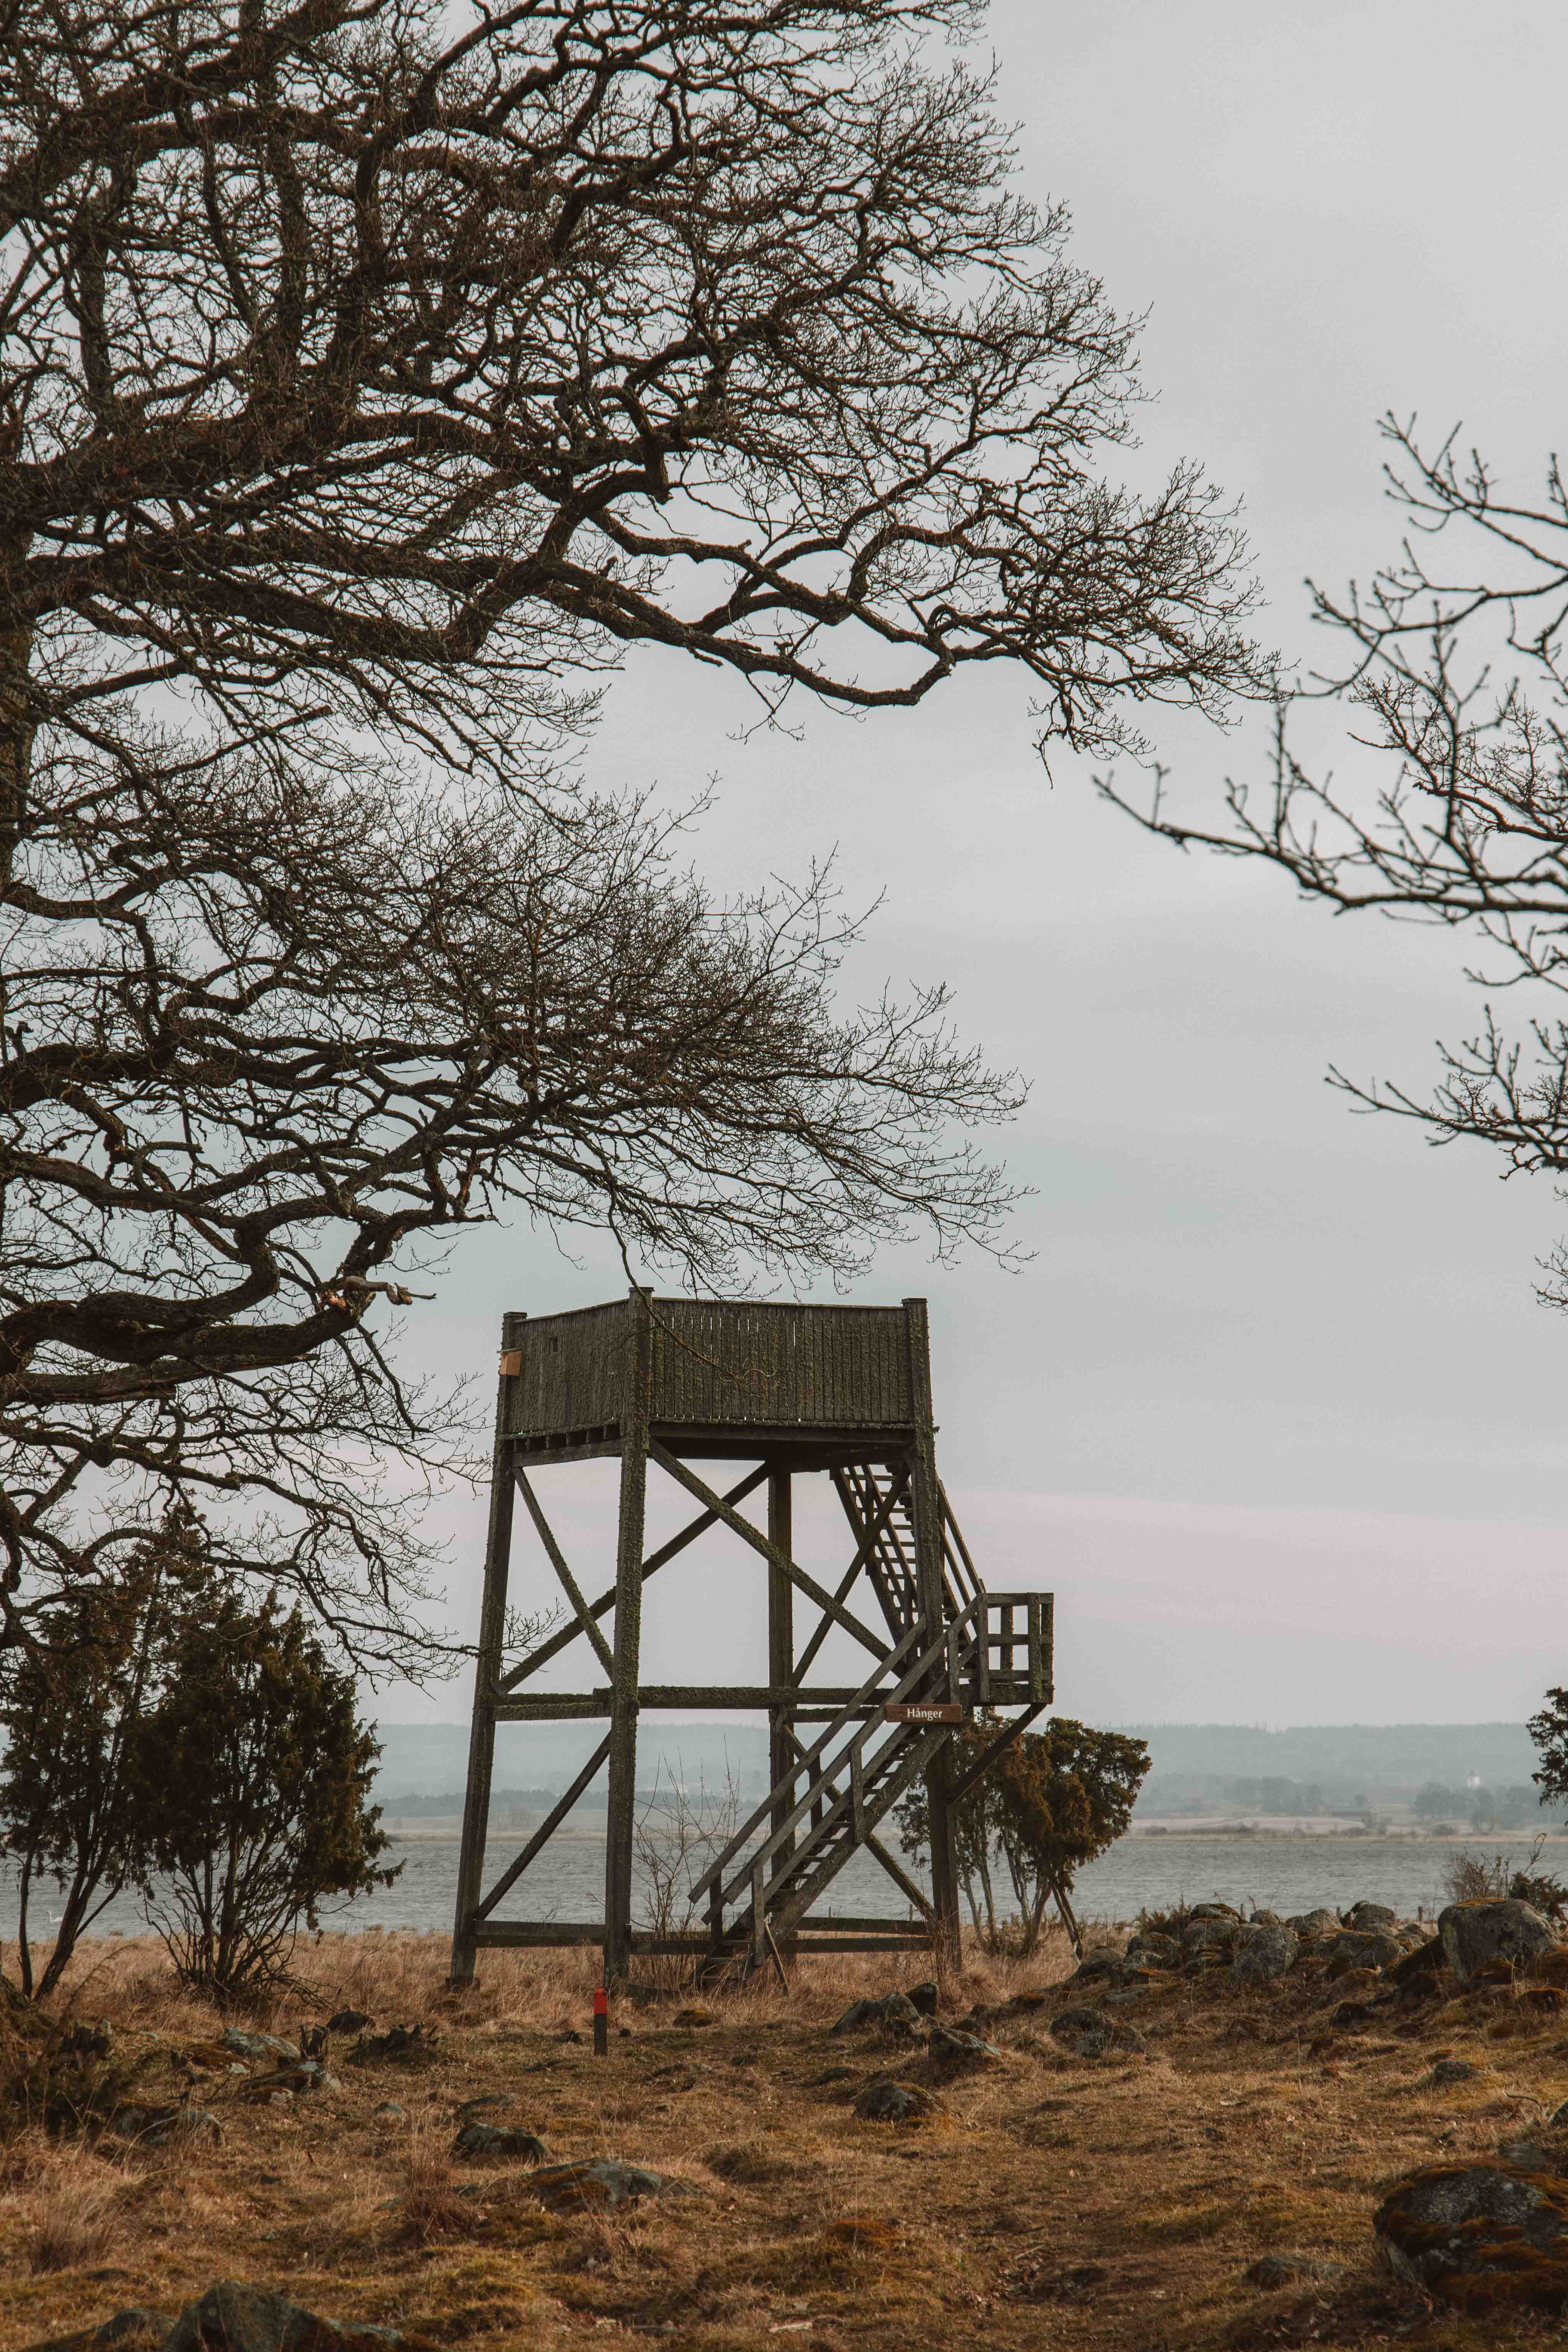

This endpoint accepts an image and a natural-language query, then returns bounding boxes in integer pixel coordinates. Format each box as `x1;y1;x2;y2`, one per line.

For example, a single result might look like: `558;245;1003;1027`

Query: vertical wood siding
504;1297;914;1435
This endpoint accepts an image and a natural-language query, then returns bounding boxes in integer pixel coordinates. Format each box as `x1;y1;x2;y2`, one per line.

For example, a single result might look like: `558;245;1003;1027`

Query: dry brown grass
5;1924;1567;2350
14;2144;128;2277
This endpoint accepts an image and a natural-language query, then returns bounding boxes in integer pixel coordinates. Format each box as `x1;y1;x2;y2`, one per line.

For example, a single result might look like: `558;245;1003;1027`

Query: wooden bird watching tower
449;1290;1053;1985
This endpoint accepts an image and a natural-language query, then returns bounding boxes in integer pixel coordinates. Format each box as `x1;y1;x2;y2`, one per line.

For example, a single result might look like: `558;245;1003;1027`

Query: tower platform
450;1291;1052;1983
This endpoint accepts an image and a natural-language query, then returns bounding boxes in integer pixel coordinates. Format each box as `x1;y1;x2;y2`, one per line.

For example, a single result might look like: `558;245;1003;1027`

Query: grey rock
1190;1902;1241;1921
374;2101;406;2119
1439;1898;1559;1985
327;2008;373;2033
1231;1923;1299;1985
853;2078;938;2122
906;1980;939;2016
1070;1949;1122;1982
1431;2058;1479;2086
830;1991;923;2034
23;2309;176;2352
1286;1909;1340;1940
164;2281;423;2349
1346;1902;1400;1931
1550;2101;1568;2131
1048;2006;1145;2060
1244;2254;1345;2288
526;2159;689;2210
1181;1917;1234;1956
929;2023;1001;2064
453;2122;547;2162
1124;1932;1180;1970
1375;2165;1568;2302
1500;2137;1558;2172
219;2027;296;2061
1327;1929;1403;1973
1389;1938;1444;1988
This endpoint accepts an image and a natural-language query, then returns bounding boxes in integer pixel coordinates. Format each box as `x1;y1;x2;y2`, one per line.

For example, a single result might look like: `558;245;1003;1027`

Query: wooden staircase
691;1585;1051;1973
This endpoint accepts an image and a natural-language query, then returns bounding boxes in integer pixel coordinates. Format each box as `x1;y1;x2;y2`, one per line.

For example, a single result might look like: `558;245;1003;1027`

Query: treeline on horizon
366;1720;1545;1821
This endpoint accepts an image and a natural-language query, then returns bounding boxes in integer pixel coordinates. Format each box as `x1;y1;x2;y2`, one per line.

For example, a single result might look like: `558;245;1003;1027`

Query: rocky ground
10;1899;1568;2350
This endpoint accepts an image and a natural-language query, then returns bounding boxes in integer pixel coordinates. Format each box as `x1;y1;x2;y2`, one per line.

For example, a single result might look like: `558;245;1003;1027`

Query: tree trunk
0;421;34;889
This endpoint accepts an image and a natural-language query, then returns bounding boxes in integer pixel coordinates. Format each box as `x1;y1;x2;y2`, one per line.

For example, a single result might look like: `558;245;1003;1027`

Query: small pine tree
0;1515;207;1998
131;1589;399;1999
898;1717;1149;1954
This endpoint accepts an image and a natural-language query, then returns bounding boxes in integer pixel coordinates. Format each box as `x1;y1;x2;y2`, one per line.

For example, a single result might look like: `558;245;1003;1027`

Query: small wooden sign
884;1701;964;1725
498;1349;522;1377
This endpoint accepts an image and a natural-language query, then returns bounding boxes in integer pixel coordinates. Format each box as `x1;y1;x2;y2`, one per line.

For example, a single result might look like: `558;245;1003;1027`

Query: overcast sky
381;1;1568;1732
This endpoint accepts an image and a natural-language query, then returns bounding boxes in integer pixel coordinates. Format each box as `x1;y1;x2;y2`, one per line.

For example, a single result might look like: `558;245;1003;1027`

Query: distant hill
1125;1721;1543;1815
370;1717;1543;1814
370;1718;771;1802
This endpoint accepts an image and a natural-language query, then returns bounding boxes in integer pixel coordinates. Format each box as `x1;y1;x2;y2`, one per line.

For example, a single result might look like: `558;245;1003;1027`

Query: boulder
1124;1932;1180;1971
218;2028;295;2062
1346;1902;1400;1932
1231;1923;1298;1985
23;2311;175;2352
830;1992;923;2035
355;2023;438;2063
525;2160;690;2212
1244;2254;1345;2288
1375;2165;1568;2310
1431;2059;1479;2087
1048;2007;1145;2060
1389;1938;1445;1989
327;2009;373;2034
928;2024;1001;2065
108;2103;222;2149
906;1980;939;2016
1500;2134;1568;2173
452;2123;546;2162
164;2282;441;2349
1439;1900;1559;1986
1326;1929;1403;1975
1181;1917;1235;1957
242;2060;340;2101
1190;1902;1241;1921
853;2079;938;2123
1070;1949;1121;1983
672;2006;715;2028
1286;1909;1340;1940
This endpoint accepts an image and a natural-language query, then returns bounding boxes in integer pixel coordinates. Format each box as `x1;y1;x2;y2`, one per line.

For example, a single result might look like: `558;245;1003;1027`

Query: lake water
14;1830;1561;1952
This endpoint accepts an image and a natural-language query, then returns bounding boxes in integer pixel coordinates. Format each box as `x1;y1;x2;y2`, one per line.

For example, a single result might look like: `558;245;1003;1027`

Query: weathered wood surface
503;1294;913;1440
452;1286;1055;1992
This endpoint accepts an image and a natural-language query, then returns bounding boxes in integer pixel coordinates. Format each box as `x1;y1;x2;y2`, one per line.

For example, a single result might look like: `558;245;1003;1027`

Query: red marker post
593;1984;608;2057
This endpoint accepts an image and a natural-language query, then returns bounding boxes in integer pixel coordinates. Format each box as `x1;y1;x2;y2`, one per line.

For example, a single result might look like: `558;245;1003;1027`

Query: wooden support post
451;1316;524;1984
904;1296;960;1967
767;1465;795;1859
603;1288;652;1987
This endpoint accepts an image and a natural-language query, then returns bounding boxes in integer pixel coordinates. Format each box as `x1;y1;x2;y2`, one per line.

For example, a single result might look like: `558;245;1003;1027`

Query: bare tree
2;0;1256;790
0;0;1262;1657
1102;412;1568;1318
0;748;1026;1660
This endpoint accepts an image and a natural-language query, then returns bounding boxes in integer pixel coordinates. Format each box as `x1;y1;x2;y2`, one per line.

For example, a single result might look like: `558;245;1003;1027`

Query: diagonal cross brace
499;1463;769;1691
514;1468;616;1679
648;1441;892;1664
473;1732;613;1923
793;1466;910;1684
